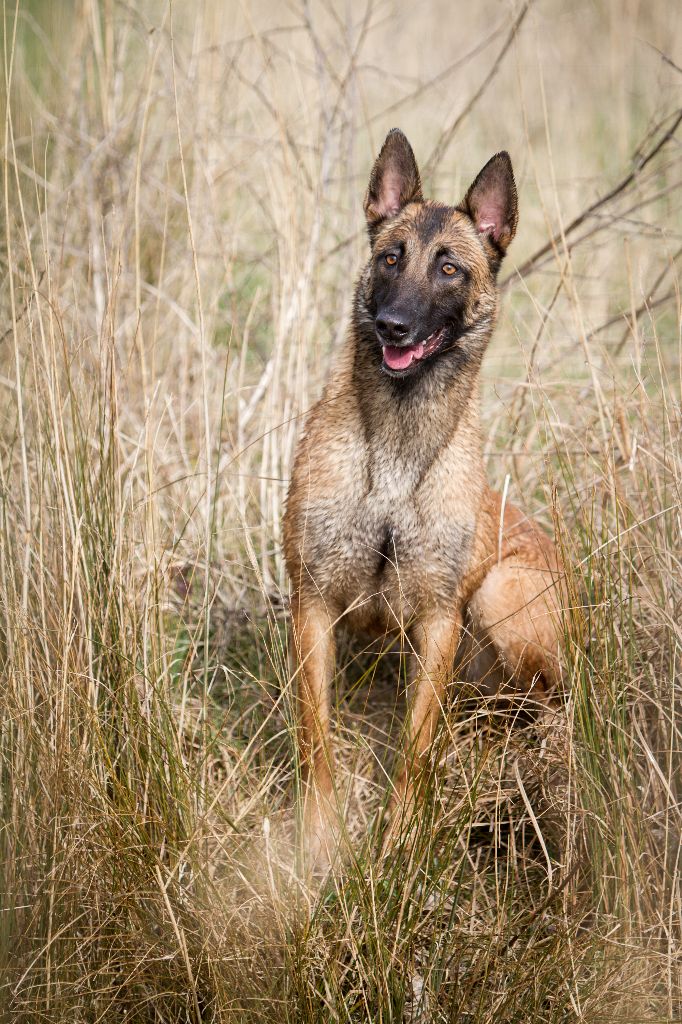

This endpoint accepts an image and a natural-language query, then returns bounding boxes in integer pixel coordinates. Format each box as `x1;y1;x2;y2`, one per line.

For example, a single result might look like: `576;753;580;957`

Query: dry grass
1;0;681;1020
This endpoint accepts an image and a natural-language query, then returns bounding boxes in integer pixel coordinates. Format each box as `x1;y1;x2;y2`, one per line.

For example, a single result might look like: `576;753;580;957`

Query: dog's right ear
364;129;423;235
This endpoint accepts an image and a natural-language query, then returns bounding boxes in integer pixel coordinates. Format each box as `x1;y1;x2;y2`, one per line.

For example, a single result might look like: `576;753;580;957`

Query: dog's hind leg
467;550;565;696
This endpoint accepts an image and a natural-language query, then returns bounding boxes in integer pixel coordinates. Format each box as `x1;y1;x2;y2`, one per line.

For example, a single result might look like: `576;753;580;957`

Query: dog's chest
302;436;474;619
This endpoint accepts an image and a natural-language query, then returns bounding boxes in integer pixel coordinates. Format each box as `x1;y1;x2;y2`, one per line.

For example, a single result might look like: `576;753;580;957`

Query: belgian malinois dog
283;129;565;869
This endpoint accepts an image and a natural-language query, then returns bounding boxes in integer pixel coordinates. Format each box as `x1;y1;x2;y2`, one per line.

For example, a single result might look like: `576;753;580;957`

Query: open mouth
382;327;447;373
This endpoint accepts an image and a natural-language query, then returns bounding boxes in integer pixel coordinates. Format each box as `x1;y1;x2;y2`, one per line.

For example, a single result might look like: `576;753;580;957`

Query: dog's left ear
464;151;518;252
364;128;423;233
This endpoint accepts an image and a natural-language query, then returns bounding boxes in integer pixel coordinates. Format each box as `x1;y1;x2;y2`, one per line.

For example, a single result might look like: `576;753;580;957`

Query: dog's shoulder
283;359;367;550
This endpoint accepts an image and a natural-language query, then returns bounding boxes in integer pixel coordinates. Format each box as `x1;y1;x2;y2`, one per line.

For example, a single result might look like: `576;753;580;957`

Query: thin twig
504;107;682;288
368;21;506;125
422;1;532;180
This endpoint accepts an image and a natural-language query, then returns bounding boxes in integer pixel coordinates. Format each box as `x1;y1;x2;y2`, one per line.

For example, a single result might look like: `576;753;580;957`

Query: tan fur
283;138;566;869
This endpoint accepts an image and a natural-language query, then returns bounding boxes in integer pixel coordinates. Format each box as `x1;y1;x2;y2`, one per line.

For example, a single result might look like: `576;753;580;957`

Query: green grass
1;0;681;1020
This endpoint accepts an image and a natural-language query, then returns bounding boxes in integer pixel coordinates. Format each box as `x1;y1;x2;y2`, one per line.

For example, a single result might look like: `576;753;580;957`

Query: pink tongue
383;342;424;370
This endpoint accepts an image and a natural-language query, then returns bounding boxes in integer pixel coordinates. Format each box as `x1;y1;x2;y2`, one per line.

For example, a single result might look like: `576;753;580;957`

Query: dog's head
356;129;518;380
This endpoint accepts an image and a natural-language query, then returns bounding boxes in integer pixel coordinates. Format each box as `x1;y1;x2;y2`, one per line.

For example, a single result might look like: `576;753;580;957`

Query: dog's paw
301;801;342;877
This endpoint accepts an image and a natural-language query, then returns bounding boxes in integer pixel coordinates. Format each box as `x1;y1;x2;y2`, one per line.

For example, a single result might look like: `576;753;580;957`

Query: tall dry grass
1;0;681;1020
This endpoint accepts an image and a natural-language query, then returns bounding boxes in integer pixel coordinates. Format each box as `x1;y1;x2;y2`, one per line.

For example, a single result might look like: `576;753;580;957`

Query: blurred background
1;1;681;1020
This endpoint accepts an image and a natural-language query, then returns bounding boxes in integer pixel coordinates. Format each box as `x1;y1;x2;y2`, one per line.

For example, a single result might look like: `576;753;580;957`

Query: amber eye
442;262;457;276
385;253;398;266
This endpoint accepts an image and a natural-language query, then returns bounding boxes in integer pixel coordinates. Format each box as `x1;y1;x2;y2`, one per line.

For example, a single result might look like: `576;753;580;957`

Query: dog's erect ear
364;129;423;233
464;151;518;252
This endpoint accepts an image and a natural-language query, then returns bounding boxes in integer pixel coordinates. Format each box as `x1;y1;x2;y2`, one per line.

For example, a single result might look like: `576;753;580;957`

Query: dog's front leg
291;593;339;871
387;611;462;844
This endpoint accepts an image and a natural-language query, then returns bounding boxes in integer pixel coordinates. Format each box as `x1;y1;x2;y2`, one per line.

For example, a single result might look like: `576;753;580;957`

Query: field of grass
1;0;681;1020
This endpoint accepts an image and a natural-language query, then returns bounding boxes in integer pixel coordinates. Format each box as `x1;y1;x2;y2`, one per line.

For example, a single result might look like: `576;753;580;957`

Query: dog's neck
349;327;486;484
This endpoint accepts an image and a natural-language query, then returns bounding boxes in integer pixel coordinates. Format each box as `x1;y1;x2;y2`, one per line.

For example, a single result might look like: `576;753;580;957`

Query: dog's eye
442;262;458;276
385;254;398;266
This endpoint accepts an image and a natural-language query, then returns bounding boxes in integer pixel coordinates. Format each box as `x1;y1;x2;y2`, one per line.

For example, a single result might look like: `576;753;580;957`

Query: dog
283;128;566;869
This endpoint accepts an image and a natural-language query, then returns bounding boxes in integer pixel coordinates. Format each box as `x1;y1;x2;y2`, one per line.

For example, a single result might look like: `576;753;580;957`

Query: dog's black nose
376;315;410;343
